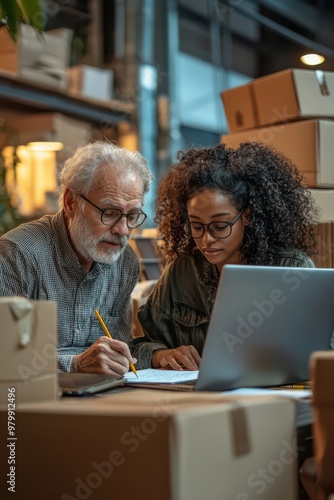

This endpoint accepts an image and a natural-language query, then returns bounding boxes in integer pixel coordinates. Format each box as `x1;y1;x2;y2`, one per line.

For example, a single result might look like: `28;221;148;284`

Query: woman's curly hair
156;142;319;265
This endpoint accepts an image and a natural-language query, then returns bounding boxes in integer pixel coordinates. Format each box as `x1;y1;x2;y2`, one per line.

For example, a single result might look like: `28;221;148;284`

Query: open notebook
126;265;334;391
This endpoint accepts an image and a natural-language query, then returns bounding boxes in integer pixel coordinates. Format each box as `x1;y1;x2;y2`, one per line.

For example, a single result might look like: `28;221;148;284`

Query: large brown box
222;69;334;133
0;390;298;500
222;119;334;187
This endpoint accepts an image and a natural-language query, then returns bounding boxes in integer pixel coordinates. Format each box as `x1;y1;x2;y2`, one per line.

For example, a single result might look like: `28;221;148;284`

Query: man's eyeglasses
183;211;244;239
78;194;147;229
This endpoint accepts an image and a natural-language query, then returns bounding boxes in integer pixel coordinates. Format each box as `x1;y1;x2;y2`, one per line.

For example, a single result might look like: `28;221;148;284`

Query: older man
0;141;153;374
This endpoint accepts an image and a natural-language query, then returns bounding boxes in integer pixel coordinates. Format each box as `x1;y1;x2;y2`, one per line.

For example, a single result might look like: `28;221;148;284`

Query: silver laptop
195;265;334;391
59;373;124;396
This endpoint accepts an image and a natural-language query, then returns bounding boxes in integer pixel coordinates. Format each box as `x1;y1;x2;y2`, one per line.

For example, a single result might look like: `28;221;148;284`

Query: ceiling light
300;54;325;66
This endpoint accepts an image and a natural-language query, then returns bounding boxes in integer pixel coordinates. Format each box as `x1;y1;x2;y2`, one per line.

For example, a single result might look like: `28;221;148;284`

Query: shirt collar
197;252;220;288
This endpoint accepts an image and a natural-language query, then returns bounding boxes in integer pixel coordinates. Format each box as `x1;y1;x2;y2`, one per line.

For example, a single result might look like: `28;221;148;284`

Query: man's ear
63;188;76;218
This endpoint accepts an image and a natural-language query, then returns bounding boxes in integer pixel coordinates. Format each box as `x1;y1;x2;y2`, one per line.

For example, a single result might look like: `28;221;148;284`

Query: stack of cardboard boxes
0;25;114;101
221;68;334;268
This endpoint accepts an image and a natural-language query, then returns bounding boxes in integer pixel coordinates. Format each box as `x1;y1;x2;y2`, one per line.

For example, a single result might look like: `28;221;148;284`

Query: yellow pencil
94;309;138;378
284;384;311;390
274;384;311;390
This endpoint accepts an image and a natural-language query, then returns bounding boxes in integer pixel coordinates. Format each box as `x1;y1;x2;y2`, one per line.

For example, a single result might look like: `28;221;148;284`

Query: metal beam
259;0;321;33
0;72;133;125
222;0;334;57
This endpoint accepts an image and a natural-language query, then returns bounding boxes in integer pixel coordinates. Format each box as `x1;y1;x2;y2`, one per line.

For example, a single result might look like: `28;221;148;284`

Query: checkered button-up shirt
0;211;140;371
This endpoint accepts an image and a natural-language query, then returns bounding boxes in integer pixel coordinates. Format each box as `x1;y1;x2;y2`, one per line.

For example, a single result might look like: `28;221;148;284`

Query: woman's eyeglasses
183;211;244;239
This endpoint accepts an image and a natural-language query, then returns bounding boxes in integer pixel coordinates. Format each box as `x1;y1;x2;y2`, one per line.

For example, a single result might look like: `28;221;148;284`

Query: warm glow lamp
3;142;63;216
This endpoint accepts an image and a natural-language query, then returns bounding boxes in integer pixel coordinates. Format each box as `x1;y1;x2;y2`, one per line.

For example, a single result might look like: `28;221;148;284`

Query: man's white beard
70;210;128;265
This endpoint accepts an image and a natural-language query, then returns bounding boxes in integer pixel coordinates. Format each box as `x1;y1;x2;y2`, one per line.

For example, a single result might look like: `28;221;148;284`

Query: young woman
130;142;318;371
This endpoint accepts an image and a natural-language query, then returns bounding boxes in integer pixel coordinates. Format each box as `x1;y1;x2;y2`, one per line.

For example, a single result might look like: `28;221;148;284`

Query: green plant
0;0;42;234
0;0;42;40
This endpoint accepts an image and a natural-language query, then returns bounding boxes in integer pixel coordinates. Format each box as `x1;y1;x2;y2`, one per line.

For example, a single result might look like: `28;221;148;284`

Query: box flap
293;69;334;117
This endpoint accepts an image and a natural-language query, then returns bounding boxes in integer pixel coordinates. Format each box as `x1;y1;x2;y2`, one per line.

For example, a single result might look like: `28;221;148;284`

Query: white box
68;65;114;101
0;390;298;500
19;25;72;90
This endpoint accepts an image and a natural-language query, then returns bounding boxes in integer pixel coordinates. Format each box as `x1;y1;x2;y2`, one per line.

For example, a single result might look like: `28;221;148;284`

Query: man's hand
152;345;201;371
71;337;137;376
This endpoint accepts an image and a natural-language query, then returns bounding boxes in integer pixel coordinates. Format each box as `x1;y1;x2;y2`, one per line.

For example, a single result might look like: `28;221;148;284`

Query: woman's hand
152;345;201;371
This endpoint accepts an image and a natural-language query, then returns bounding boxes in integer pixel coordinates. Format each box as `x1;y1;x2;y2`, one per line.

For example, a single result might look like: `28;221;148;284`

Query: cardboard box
222;119;334;187
1;112;93;215
0;390;298;500
0;27;17;73
0;298;58;406
131;280;157;337
222;69;334;132
68;65;114;101
309;189;334;222
0;25;72;89
20;25;72;90
309;352;334;492
313;222;334;268
254;69;334;128
221;82;257;132
3;112;92;162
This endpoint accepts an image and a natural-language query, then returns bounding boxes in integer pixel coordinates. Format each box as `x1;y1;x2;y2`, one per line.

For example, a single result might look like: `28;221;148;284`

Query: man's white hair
58;141;153;210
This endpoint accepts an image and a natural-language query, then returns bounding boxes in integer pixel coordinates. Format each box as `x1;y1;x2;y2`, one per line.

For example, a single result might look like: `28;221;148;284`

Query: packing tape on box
7;297;33;347
315;70;330;96
229;403;251;457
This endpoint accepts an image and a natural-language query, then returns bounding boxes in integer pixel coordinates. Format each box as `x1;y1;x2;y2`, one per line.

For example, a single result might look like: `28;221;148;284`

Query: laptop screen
196;265;334;391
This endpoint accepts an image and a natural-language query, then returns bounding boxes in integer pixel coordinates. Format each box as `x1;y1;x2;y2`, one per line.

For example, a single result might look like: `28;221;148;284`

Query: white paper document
125;368;199;384
223;387;312;399
125;370;312;401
